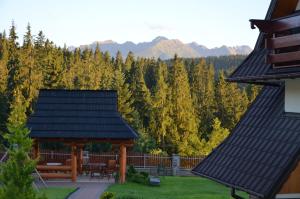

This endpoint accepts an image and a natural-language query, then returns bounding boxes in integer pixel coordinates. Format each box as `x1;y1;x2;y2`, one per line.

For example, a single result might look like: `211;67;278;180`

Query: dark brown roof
192;85;300;198
27;90;138;140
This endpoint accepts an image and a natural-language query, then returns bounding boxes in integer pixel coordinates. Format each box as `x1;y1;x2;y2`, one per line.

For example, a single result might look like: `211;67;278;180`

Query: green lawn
39;187;76;199
106;176;247;199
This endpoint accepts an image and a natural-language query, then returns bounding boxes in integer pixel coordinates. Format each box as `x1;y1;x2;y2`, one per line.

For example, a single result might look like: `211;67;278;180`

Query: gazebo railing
35;150;204;169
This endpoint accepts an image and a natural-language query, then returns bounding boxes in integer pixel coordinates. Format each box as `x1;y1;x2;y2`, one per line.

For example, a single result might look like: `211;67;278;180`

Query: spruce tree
215;71;249;130
21;24;43;113
112;59;135;124
202;118;229;155
0;32;9;131
191;59;216;139
149;61;173;151
170;55;201;155
129;60;152;129
7;22;21;102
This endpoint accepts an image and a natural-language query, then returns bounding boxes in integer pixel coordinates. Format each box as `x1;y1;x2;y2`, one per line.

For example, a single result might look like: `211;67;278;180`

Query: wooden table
86;163;107;178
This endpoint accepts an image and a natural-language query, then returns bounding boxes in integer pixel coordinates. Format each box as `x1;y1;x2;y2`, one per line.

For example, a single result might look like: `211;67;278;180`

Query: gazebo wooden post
33;139;40;159
77;145;83;174
119;143;127;184
71;144;77;182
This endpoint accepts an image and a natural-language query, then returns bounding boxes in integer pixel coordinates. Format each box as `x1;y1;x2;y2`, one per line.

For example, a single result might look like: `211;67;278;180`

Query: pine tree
202;118;229;155
130;60;152;129
215;71;249;130
191;59;216;139
20;24;43;113
149;61;173;152
7;22;21;102
0;31;9;126
99;51;113;89
43;40;64;88
112;59;135;124
169;55;201;155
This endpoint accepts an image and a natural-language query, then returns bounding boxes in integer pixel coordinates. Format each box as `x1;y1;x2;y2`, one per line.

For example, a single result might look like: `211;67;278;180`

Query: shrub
126;165;137;179
131;173;149;185
100;192;115;199
0;125;47;199
139;172;149;178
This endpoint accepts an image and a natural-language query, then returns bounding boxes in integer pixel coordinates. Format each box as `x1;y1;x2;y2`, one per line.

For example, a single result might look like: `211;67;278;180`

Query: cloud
145;22;173;31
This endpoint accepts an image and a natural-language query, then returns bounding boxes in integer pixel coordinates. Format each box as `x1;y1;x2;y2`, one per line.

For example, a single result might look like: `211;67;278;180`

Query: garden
101;167;247;199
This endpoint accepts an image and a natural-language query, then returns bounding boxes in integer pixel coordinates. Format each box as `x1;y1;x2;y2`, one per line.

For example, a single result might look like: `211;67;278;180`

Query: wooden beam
119;144;127;184
37;165;71;171
36;138;134;146
250;14;300;33
40;173;72;179
266;33;300;49
267;51;300;64
33;140;40;160
71;144;77;182
77;146;83;174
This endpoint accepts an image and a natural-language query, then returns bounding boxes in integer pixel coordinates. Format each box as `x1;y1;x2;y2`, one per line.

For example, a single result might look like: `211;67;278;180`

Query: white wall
285;79;300;113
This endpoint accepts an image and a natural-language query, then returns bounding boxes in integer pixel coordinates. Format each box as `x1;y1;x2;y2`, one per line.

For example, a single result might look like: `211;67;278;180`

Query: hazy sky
0;0;271;48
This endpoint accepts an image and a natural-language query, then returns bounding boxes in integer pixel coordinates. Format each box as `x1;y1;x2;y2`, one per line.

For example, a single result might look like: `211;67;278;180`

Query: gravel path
40;181;112;199
68;182;110;199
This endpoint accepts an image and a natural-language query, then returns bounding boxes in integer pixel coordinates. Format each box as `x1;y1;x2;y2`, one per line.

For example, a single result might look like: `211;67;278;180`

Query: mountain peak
72;36;252;59
152;36;168;43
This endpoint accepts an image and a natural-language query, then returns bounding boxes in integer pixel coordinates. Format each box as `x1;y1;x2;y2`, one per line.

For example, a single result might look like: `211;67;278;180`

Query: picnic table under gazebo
27;89;138;183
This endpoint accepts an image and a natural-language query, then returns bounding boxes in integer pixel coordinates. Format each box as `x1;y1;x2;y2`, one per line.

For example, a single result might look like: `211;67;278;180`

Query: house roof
227;0;300;83
27;89;138;140
192;85;300;198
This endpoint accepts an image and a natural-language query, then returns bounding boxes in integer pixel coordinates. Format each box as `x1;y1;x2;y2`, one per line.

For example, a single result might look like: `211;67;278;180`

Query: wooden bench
40;173;72;179
37;165;72;172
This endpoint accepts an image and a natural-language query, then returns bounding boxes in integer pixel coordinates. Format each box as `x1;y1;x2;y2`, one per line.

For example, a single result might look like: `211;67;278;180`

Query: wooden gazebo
27;89;138;183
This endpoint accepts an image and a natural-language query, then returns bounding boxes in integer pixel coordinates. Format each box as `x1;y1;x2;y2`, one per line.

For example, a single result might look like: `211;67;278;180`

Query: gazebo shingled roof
27;89;138;140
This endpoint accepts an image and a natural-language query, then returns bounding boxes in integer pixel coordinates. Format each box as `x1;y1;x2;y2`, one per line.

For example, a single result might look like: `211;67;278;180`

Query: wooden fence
38;150;204;169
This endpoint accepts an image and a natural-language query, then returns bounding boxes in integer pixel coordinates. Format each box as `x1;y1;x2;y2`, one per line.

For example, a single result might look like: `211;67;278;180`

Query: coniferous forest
0;23;260;156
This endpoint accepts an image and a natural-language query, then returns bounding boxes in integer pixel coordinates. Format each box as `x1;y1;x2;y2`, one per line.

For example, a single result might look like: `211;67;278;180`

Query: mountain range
69;36;252;59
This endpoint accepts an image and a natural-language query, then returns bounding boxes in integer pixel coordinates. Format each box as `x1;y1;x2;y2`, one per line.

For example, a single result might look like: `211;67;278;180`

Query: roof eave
227;73;300;83
191;170;265;199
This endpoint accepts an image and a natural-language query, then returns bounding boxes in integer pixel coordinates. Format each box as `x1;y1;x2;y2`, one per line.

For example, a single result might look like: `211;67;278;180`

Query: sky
0;0;271;48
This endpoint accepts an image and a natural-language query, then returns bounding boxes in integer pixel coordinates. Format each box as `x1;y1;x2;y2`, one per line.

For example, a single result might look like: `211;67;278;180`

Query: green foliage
126;165;137;178
0;22;256;156
0;125;46;199
100;192;116;199
169;55;201;156
202;118;230;155
191;59;216;138
126;166;149;185
215;71;249;130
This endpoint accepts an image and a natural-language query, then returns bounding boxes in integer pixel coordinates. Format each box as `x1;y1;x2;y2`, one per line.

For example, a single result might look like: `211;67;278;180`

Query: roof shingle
27;90;138;139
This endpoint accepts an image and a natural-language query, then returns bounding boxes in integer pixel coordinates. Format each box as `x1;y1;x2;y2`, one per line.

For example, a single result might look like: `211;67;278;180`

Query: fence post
172;154;180;176
143;154;146;168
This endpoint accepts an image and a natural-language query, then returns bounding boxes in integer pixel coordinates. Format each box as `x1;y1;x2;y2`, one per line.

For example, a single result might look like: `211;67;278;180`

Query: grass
39;187;76;199
106;176;248;199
